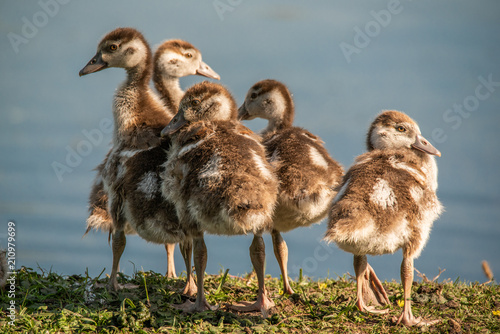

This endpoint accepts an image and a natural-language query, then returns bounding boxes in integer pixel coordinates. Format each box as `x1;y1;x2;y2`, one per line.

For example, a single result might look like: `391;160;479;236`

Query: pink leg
396;254;439;326
230;233;275;317
179;239;197;297
353;255;390;314
272;230;294;295
108;230;126;291
173;235;217;312
165;243;177;278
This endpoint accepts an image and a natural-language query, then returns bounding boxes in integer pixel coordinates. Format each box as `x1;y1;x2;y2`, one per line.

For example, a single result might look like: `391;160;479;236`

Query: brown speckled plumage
324;110;442;326
264;127;343;230
325;148;441;258
80;28;189;290
86;37;219;237
239;79;343;294
165;120;276;236
84;28;172;235
164;82;277;236
162;81;278;315
325;110;442;258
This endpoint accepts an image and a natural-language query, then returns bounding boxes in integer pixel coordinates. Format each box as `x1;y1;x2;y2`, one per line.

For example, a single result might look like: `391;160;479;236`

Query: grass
1;266;499;333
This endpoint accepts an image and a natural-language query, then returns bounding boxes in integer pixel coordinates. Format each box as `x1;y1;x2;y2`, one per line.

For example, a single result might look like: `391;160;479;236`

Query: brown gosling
80;28;190;293
85;36;219;284
161;81;278;316
324;110;443;326
238;79;344;294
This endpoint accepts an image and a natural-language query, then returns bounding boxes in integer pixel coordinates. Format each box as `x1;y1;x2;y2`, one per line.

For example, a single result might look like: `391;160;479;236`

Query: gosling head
79;27;151;76
367;110;441;157
238;79;294;129
161;81;237;136
153;39;220;80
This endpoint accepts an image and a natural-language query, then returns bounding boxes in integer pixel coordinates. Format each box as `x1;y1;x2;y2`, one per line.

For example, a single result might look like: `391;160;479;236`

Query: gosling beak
412;134;441;157
161;112;187;137
196;61;220;80
79;52;107;77
237;104;251;121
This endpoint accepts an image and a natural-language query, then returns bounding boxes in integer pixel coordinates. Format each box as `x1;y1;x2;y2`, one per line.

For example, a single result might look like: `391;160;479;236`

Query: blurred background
1;1;499;284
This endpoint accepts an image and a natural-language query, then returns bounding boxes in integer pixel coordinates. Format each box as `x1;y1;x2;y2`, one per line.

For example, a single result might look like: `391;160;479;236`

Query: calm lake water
1;1;499;284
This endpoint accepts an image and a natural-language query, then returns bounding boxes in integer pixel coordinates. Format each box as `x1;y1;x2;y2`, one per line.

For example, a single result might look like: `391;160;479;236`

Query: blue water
1;1;499;284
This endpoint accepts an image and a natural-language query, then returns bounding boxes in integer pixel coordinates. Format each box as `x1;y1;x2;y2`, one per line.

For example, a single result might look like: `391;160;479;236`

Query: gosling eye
185;53;193;58
396;125;406;132
191;99;201;107
109;44;118;51
250;92;257;99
